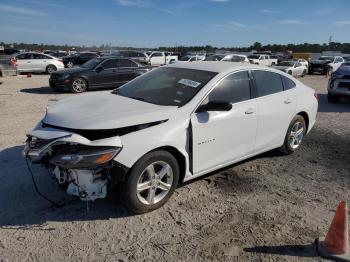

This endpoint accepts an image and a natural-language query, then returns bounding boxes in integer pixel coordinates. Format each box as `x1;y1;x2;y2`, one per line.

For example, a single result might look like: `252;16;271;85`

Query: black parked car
49;57;151;93
62;52;100;68
309;56;334;75
327;62;350;103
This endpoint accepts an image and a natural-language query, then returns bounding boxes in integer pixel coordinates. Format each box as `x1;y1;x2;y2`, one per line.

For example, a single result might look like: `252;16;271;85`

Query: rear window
281;75;296;90
253;70;284;97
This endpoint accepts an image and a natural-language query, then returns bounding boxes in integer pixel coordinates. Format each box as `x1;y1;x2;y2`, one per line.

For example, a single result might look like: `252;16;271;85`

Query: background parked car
272;60;307;77
149;51;178;66
309;56;344;75
0;48;21;55
49;57;151;93
327;62;350;103
44;50;67;58
248;54;277;66
62;52;100;68
110;50;150;65
204;54;225;61
12;52;64;74
177;55;204;63
221;54;249;63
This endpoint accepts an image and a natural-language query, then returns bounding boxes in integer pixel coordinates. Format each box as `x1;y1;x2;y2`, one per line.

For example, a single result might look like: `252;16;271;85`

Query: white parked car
149;51;178;66
272;61;308;77
248;54;277;66
12;52;64;74
221;54;250;63
295;58;309;69
23;62;318;213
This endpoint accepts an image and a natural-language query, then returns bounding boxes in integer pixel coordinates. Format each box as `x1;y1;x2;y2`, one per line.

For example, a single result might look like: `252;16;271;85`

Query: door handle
284;99;292;104
245;108;255;115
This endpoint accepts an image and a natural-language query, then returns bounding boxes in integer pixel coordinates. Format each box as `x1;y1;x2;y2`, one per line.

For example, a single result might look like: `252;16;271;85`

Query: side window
16;54;26;60
253;70;284;97
101;59;117;69
151;52;162;57
260;56;264;60
117;59;138;68
281;75;296;90
208;71;251;104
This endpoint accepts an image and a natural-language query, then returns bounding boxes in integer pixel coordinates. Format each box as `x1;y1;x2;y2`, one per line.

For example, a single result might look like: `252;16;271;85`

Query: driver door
190;71;258;175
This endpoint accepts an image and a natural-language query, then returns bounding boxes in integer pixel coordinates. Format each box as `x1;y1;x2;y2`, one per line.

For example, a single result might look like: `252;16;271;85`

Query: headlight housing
49;145;121;169
59;74;71;79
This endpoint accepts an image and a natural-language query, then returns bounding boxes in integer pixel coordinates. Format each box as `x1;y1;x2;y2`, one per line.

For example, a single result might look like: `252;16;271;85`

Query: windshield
115;67;218;106
277;61;295;67
319;56;333;61
80;58;102;69
179;56;190;61
204;55;224;61
248;54;260;59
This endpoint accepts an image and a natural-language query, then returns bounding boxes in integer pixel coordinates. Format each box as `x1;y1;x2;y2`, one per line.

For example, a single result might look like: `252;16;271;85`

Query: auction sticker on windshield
178;79;201;88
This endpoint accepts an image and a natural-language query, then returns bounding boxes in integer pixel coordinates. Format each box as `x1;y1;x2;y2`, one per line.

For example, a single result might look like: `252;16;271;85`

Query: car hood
272;65;290;70
52;67;89;75
43;93;177;130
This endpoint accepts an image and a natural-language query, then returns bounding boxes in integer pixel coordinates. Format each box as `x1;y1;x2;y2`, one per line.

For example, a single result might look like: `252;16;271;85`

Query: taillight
314;92;319;101
10;58;17;67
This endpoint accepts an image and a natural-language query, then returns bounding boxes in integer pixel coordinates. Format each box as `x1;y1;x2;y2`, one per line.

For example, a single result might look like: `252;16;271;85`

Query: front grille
28;136;53;150
338;82;350;88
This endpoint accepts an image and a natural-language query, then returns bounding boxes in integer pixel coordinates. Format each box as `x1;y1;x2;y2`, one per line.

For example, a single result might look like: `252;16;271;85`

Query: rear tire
327;93;340;103
70;77;87;93
46;65;57;74
301;69;306;77
66;61;74;68
122;150;179;214
279;115;306;155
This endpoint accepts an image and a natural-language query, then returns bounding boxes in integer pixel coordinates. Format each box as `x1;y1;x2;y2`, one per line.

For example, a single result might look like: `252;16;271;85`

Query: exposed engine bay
23;127;125;202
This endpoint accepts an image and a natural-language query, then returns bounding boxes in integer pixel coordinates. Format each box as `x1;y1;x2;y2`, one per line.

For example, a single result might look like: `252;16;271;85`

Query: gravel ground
0;74;349;262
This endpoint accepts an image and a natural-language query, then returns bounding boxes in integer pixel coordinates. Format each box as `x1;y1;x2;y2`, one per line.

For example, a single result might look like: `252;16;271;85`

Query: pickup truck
149;52;178;66
247;54;278;66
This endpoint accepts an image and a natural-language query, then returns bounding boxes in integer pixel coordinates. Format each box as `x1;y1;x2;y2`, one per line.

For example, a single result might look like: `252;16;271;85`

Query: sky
0;0;349;48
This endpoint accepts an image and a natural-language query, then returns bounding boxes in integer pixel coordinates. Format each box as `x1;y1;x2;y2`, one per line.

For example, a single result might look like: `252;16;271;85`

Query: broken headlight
50;146;121;169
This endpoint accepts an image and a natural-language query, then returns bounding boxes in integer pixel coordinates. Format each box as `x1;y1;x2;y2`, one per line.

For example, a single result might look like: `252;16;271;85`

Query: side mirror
197;101;232;112
95;66;103;72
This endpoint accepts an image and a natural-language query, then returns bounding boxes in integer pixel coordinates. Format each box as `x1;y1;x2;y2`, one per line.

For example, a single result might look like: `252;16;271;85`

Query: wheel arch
148;146;187;184
296;111;309;132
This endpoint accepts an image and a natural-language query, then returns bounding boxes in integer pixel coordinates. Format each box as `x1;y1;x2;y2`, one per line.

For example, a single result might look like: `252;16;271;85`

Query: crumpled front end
23;124;124;201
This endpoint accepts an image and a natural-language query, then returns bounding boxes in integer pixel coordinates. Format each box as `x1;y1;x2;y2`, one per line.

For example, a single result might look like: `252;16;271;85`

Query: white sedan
273;61;308;77
23;62;318;213
12;52;64;74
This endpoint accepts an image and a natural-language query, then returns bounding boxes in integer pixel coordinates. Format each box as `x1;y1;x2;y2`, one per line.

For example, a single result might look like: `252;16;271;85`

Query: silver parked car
12;52;65;74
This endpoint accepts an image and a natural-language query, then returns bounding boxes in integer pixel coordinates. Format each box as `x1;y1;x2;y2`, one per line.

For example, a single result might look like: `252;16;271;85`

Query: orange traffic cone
317;201;350;261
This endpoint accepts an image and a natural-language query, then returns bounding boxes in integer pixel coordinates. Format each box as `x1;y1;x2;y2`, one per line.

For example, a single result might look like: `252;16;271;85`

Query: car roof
166;61;277;73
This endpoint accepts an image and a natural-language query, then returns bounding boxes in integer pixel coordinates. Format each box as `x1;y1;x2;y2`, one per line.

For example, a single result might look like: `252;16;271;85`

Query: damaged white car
23;62;318;213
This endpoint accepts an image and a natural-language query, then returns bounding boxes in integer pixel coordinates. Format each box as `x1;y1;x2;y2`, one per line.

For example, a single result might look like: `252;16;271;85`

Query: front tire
279;115;306;155
122;150;179;213
46;65;57;74
70;78;87;93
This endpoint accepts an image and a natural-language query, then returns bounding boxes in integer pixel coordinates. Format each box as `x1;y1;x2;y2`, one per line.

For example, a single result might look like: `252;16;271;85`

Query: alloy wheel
72;79;86;93
136;161;173;205
289;121;304;149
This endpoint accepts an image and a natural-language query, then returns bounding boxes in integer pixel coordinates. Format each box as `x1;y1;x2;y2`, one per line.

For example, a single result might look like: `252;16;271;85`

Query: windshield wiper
129;96;146;102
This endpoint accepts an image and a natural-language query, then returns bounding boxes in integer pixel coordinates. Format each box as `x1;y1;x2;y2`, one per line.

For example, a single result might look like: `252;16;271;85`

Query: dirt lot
0;74;349;262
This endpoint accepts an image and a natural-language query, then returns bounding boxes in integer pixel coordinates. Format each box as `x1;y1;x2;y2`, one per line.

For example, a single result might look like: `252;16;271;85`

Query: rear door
191;71;258;175
252;70;297;152
15;53;32;72
116;59;139;83
32;53;51;72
